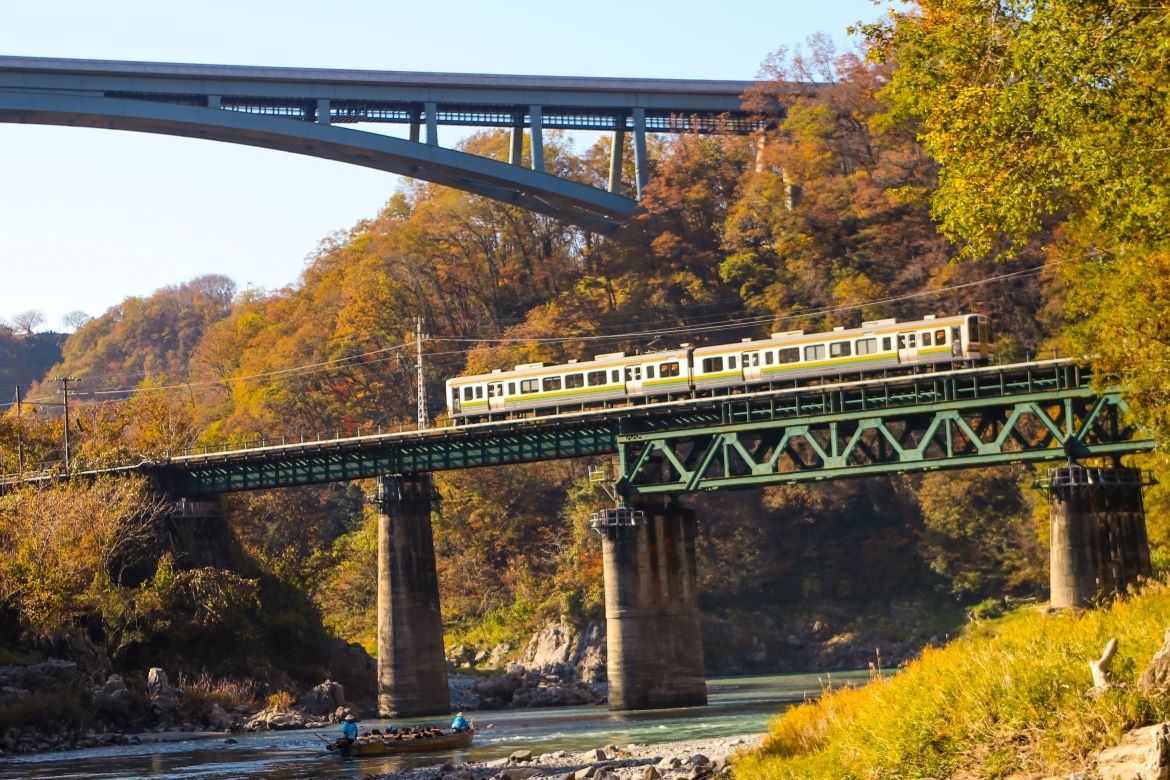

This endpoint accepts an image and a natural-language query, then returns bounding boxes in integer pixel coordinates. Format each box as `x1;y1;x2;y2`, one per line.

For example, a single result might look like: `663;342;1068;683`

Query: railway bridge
5;359;1155;715
0;55;775;234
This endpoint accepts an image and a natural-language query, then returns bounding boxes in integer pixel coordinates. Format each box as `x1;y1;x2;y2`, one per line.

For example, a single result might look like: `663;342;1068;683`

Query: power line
0;263;1044;411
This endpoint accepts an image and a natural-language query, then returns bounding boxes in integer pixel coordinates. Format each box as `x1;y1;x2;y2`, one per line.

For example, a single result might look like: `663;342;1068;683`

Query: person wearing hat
450;711;470;732
339;713;359;747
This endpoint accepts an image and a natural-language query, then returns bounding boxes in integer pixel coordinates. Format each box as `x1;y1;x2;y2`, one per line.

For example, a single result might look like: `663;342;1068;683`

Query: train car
690;313;991;393
446;313;993;421
446;347;690;420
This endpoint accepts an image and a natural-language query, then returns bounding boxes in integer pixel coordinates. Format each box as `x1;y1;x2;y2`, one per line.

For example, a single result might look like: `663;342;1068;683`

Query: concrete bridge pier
601;495;707;710
1048;465;1151;608
374;473;450;717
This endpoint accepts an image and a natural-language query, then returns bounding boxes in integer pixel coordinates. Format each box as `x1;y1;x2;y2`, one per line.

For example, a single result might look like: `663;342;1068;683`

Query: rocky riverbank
367;735;764;780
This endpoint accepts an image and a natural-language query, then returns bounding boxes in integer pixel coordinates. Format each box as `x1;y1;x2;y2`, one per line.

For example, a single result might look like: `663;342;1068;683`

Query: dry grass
734;583;1170;779
178;671;260;710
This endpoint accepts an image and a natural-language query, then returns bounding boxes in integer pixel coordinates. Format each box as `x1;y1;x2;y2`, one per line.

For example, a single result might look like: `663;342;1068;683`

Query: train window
968;318;979;342
805;344;826;361
611;369;620;383
543;376;562;392
728;355;738;369
660;362;681;377
508;382;516;395
764;351;774;365
980;319;992;343
856;338;877;355
566;373;584;389
829;340;851;358
952;326;961;343
922;332;933;346
462;386;474;401
935;329;947;343
778;347;800;364
488;383;500;397
882;336;892;351
701;356;723;373
897;334;917;349
520;378;539;394
587;371;606;386
476;386;484;399
743;352;759;367
646;365;656;379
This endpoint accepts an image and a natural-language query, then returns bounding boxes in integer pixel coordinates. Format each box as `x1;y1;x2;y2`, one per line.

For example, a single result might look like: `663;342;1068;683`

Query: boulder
99;673;128;698
1140;629;1170;696
206;703;233;731
510;749;534;762
498;769;543;780
642;767;661;780
243;707;305;731
487;643;513;668
147;668;175;701
297;679;346;716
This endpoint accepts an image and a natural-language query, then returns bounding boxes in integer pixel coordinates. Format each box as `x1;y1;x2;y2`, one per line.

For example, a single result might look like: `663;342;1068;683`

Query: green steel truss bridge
15;358;1148;498
0;56;777;233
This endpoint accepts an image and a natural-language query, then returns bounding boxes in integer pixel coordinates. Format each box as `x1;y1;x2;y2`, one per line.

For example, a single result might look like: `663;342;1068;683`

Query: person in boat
450;711;470;732
339;714;358;747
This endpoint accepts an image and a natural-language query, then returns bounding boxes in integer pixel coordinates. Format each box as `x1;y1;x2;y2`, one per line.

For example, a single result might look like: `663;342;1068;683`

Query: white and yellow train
446;313;993;421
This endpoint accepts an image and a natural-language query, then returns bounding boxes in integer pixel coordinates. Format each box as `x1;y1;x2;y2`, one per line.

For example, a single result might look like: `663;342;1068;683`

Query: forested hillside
2;25;1165;704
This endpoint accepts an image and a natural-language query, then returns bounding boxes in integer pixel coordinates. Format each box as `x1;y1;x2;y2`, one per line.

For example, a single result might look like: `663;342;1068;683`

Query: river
0;672;870;780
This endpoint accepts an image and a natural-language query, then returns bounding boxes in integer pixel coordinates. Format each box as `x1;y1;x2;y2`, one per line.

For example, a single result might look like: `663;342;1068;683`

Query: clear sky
0;0;884;330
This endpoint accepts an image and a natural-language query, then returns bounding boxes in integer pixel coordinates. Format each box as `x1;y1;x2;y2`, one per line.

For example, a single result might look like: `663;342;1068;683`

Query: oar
314;732;339;750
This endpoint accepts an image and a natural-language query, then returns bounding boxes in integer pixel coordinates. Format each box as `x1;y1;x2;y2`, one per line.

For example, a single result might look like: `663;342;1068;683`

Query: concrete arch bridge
0;56;783;233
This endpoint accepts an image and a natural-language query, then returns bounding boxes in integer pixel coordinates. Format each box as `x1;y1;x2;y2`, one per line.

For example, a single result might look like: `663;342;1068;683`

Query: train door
487;382;505;411
625;364;644;395
742;351;761;381
897;332;919;364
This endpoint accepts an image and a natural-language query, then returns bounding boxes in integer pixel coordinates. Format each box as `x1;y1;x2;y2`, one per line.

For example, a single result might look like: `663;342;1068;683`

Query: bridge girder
1;361;1154;498
0;90;635;233
0;56;777;232
617;389;1151;493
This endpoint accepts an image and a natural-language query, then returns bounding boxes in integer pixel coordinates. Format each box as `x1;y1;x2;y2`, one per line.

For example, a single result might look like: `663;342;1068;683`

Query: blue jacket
341;720;358;740
451;714;470;731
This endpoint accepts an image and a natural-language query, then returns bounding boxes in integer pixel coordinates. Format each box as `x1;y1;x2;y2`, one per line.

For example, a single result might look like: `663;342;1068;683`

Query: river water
0;672;870;780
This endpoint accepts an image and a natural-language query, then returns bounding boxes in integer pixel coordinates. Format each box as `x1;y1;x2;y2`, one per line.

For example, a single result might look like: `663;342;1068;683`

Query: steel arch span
0;56;776;233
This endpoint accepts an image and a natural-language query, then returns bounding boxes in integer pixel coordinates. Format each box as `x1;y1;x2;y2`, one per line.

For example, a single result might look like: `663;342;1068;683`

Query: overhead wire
0;263;1044;412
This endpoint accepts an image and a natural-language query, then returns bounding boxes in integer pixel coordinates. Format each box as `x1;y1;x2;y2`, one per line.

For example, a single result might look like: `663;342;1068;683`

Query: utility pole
415;316;429;430
54;376;77;469
14;386;23;475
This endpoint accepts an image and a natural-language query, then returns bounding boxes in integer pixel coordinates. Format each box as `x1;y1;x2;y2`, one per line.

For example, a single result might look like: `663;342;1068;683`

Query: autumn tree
11;310;45;335
868;1;1170;435
0;476;168;633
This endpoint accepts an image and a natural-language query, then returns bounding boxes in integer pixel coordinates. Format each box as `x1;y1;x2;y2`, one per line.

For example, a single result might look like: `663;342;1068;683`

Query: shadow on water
0;672;872;780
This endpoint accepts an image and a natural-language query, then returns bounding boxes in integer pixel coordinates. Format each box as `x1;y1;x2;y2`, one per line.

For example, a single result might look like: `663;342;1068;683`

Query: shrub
266;690;295;710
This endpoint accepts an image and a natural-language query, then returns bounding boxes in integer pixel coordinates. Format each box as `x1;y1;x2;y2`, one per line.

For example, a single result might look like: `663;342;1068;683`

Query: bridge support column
1048;466;1151;608
601;496;706;710
609;119;626;194
529;105;544;172
631;108;649;199
375;473;450;717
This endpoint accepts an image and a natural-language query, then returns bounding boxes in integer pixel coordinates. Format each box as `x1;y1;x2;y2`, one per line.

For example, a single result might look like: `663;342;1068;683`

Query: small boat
332;726;474;757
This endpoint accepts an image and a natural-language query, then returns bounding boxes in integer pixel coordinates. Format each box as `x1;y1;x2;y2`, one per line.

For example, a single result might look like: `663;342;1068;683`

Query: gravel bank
370;733;765;780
